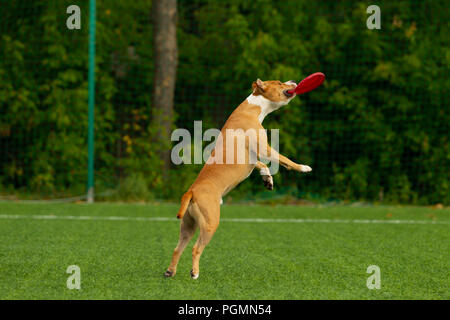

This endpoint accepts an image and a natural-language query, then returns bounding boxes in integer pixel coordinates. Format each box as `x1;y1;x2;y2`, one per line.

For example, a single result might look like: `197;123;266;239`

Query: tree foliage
0;0;448;204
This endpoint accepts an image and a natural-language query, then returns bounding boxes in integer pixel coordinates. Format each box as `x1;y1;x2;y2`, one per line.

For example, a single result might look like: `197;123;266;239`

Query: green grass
0;202;448;299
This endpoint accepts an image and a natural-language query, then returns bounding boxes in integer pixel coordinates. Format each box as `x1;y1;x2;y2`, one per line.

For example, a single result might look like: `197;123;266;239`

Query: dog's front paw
262;175;274;190
299;165;312;173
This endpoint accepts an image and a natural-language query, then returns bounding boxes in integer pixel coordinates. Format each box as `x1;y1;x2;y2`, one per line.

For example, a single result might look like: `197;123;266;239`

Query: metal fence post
87;0;96;203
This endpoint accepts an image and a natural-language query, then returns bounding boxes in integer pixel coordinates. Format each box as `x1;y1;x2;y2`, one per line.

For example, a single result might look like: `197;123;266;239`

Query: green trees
0;0;447;204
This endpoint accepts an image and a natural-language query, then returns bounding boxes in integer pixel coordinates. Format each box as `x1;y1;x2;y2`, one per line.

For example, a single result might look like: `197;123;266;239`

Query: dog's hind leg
189;199;220;279
164;211;197;277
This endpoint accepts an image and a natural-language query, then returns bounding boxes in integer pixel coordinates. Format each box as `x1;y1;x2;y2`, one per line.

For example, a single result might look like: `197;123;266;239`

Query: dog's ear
252;78;266;94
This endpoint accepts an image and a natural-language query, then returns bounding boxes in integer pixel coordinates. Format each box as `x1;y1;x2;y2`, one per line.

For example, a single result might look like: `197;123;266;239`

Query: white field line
0;214;448;225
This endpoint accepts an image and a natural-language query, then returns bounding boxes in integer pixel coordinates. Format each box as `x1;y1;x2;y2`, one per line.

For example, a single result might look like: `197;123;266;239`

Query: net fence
0;0;448;205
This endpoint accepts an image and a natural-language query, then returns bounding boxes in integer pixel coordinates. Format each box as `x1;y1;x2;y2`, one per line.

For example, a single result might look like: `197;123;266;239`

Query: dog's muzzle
283;80;297;97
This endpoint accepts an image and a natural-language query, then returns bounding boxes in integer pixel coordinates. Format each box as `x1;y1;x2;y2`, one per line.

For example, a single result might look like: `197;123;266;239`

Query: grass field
0;202;448;300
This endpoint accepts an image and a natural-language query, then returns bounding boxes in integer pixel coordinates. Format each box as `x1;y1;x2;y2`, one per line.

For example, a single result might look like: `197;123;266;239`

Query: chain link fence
0;0;448;205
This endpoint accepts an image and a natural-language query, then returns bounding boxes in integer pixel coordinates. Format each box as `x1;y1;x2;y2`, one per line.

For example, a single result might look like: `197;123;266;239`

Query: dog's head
251;79;297;104
248;79;298;122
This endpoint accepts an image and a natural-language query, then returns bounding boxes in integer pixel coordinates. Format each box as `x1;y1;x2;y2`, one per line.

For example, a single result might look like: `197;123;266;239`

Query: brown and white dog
164;79;312;279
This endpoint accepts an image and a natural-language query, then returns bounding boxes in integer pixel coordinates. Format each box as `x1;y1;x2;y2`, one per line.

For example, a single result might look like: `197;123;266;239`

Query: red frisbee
287;72;325;95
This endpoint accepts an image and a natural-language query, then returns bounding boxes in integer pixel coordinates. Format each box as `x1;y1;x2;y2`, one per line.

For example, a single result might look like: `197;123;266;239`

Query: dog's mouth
283;90;294;98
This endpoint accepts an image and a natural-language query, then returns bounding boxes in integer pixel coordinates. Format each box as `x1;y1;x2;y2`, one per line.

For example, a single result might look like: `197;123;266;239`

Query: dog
164;79;312;279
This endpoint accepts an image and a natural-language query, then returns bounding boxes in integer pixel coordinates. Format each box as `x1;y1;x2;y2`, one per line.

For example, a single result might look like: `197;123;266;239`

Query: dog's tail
176;190;193;219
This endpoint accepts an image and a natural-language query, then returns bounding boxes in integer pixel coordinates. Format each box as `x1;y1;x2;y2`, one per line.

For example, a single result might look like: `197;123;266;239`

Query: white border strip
0;214;448;225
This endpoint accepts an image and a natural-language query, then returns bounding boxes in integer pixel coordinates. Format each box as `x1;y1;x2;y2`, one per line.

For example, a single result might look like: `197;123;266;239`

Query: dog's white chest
246;94;286;123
